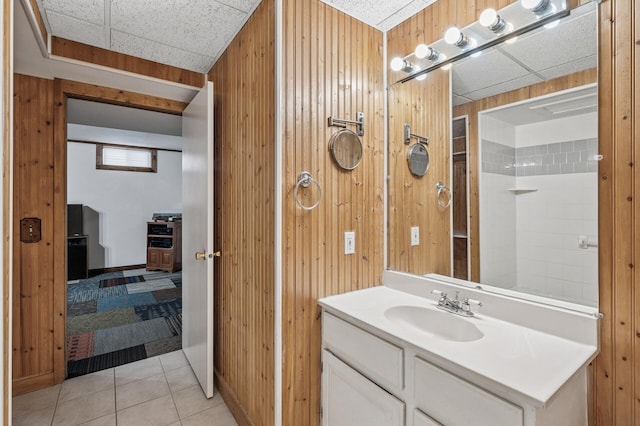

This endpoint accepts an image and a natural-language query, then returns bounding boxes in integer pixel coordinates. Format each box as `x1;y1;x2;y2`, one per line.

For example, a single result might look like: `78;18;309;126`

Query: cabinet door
161;251;174;267
147;249;160;267
413;409;442;426
322;350;404;426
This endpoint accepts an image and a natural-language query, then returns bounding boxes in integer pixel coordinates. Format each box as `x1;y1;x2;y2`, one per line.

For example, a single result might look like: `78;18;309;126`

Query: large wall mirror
387;1;598;308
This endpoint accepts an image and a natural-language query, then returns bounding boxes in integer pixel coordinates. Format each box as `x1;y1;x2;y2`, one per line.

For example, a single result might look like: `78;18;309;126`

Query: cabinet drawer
414;357;523;426
323;313;404;393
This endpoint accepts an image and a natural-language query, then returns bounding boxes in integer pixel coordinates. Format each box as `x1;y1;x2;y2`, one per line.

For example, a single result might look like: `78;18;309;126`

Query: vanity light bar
398;3;569;84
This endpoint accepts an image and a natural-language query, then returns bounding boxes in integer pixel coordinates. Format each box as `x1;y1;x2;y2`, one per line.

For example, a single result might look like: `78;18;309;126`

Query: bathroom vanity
318;271;599;426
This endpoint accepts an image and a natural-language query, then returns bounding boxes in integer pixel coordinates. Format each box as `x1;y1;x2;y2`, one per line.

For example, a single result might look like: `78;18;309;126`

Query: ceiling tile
110;0;246;56
453;94;471;107
452;50;532;95
377;0;437;31
320;0;416;29
46;10;106;48
499;11;596;73
216;0;259;13
462;74;543;101
110;30;215;73
537;55;597;81
41;0;104;25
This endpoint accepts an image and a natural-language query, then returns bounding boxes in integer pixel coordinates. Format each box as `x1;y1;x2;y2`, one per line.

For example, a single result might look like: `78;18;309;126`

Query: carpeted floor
66;268;182;378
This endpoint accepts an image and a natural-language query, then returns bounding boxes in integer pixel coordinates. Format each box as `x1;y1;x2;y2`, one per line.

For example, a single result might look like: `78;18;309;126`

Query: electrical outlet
411;226;420;246
344;231;355;254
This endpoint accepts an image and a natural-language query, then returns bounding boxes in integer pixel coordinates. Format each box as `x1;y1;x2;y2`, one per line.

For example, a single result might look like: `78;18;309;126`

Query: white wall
67;126;182;269
480;115;517;288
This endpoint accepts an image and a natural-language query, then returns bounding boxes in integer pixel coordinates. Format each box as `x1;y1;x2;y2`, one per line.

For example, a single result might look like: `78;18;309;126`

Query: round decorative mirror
329;129;363;170
407;143;429;176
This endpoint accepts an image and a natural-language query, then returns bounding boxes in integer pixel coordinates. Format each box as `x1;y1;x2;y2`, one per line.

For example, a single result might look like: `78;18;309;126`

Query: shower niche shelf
507;188;538;195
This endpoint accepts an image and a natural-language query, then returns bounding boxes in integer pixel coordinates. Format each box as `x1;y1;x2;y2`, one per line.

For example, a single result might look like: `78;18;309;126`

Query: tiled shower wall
480;112;598;306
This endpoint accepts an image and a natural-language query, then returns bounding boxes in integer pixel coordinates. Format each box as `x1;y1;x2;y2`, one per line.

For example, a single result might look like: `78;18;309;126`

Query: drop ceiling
319;0;438;31
34;0;261;73
451;3;597;106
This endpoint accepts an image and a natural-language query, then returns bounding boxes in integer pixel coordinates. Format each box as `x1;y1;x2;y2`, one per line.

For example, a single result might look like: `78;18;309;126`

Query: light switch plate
411;226;420;246
344;231;355;254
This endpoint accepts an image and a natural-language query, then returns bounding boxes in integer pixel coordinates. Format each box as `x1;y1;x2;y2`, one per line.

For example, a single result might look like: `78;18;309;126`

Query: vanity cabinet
321;309;584;426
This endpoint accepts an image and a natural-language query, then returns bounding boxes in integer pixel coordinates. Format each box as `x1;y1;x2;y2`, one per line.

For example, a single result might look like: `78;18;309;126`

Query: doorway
65;98;185;377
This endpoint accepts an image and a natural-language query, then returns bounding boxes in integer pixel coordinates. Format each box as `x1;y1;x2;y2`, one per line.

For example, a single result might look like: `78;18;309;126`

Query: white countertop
318;285;598;407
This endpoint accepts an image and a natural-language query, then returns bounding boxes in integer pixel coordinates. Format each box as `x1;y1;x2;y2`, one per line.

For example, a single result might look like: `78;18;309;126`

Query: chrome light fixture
521;0;551;13
479;8;507;33
390;57;418;73
414;44;440;61
444;27;468;48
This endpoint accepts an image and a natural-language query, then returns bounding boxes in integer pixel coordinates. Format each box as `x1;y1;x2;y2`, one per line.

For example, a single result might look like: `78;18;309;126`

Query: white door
182;82;215;398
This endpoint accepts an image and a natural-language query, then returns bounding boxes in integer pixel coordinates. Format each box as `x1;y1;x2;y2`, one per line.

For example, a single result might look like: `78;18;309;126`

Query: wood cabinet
146;221;182;272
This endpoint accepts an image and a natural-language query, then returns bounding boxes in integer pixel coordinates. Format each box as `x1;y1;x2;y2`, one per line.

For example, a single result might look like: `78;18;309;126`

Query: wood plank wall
50;38;205;88
3;0;12;420
387;73;451;275
281;0;385;424
208;1;275;425
593;0;639;424
12;74;58;395
453;68;597;282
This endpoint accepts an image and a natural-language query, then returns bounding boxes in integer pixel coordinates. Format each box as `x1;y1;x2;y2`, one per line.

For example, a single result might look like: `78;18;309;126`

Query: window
96;144;157;172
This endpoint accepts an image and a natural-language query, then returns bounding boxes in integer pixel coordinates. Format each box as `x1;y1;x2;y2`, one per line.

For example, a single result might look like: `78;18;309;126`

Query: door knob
195;251;207;260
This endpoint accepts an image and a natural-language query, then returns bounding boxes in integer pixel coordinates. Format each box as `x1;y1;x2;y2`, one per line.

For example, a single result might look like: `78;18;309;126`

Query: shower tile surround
479;113;598;306
482;138;598;176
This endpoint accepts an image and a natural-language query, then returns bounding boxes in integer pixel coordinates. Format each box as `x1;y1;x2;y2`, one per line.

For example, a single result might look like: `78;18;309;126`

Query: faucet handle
431;289;447;298
464;298;482;307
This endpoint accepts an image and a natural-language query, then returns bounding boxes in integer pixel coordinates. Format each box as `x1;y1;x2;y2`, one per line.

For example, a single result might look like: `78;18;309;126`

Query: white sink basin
384;305;484;342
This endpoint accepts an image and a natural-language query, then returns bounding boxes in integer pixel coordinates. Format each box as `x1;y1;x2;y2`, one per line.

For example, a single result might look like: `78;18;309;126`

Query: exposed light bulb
444;27;467;47
479;8;498;27
414;44;429;59
413;65;426;81
479;8;506;32
390;57;405;72
521;0;550;13
442;63;453;71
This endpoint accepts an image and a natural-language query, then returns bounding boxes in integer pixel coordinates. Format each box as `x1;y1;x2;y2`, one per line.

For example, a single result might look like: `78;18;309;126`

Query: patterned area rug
66;269;182;378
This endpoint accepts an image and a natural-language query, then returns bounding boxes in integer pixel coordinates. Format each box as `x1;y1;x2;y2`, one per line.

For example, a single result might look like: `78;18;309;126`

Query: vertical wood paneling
3;0;12;419
12;74;57;395
208;1;275;424
281;0;384;424
387;73;451;275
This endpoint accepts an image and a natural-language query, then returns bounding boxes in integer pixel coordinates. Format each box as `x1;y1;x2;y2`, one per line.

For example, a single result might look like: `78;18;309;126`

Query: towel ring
436;181;452;208
294;171;322;211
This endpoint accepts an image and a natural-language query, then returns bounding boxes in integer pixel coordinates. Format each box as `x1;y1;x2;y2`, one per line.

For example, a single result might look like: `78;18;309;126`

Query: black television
67;204;83;236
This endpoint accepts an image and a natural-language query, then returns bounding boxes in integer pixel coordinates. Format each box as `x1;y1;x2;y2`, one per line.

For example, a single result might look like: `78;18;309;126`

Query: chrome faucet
431;290;482;317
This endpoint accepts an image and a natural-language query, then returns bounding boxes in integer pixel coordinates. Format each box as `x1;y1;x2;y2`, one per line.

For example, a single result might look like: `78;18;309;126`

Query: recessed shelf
452;151;466;156
508;188;538;194
453;233;468;239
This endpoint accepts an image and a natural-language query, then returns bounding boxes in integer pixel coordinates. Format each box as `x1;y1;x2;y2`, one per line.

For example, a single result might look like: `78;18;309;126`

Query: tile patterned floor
12;350;237;426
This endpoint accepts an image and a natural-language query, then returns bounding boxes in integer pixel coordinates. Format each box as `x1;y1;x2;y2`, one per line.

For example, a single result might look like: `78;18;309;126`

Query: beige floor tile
165;365;199;393
78;413;117;426
116;372;170;411
12;404;56;426
115;357;164;387
117;394;179;426
159;350;189;372
173;385;223;419
52;388;115;426
12;384;61;417
166;422;182;426
181;404;238;426
59;368;114;402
